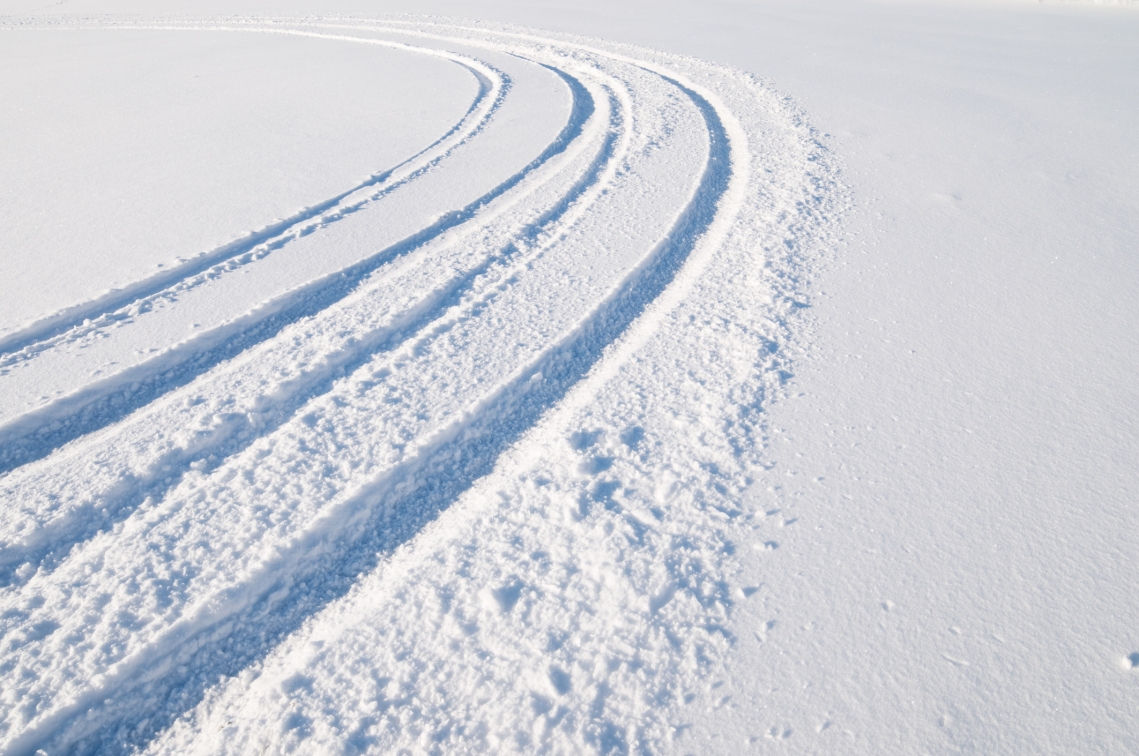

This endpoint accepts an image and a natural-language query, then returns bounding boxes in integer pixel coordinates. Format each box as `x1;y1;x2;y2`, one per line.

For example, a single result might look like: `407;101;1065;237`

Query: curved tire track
0;16;843;756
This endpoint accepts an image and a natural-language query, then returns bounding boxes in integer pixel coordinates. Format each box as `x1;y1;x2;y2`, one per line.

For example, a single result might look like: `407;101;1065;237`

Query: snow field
0;16;842;755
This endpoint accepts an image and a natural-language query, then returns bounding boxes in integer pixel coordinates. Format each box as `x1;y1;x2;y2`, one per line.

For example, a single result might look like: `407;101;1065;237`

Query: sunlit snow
1;2;1136;754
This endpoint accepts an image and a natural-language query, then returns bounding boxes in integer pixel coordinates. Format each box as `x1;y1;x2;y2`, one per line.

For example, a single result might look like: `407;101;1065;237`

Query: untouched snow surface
1;2;1137;754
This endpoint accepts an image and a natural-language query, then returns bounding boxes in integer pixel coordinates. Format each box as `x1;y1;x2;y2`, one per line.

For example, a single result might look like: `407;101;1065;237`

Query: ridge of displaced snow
0;16;844;755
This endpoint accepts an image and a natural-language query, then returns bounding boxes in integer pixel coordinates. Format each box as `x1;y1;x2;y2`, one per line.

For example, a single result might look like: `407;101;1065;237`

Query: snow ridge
0;15;844;755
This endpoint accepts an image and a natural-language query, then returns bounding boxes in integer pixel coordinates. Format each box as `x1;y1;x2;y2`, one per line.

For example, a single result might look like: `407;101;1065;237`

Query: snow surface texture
0;15;841;755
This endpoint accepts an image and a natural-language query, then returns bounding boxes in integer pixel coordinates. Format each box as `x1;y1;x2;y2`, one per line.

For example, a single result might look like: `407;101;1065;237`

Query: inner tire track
0;53;589;476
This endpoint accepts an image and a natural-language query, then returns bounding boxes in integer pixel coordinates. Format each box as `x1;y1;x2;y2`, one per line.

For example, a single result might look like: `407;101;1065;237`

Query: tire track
0;17;843;756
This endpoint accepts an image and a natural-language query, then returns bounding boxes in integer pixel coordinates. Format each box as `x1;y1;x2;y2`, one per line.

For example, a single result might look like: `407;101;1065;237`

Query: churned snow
0;1;1136;754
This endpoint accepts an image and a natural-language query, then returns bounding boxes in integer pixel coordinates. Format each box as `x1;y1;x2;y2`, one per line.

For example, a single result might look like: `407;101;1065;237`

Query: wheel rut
0;16;844;756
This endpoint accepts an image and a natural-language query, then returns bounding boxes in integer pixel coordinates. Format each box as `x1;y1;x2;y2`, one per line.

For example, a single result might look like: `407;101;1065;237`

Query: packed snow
0;1;1136;754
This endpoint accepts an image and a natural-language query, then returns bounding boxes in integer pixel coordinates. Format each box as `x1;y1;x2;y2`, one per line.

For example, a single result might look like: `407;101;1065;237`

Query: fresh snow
1;2;1137;755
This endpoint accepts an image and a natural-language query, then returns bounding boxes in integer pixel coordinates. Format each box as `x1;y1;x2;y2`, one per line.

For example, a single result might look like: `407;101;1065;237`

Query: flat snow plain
1;1;1136;754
